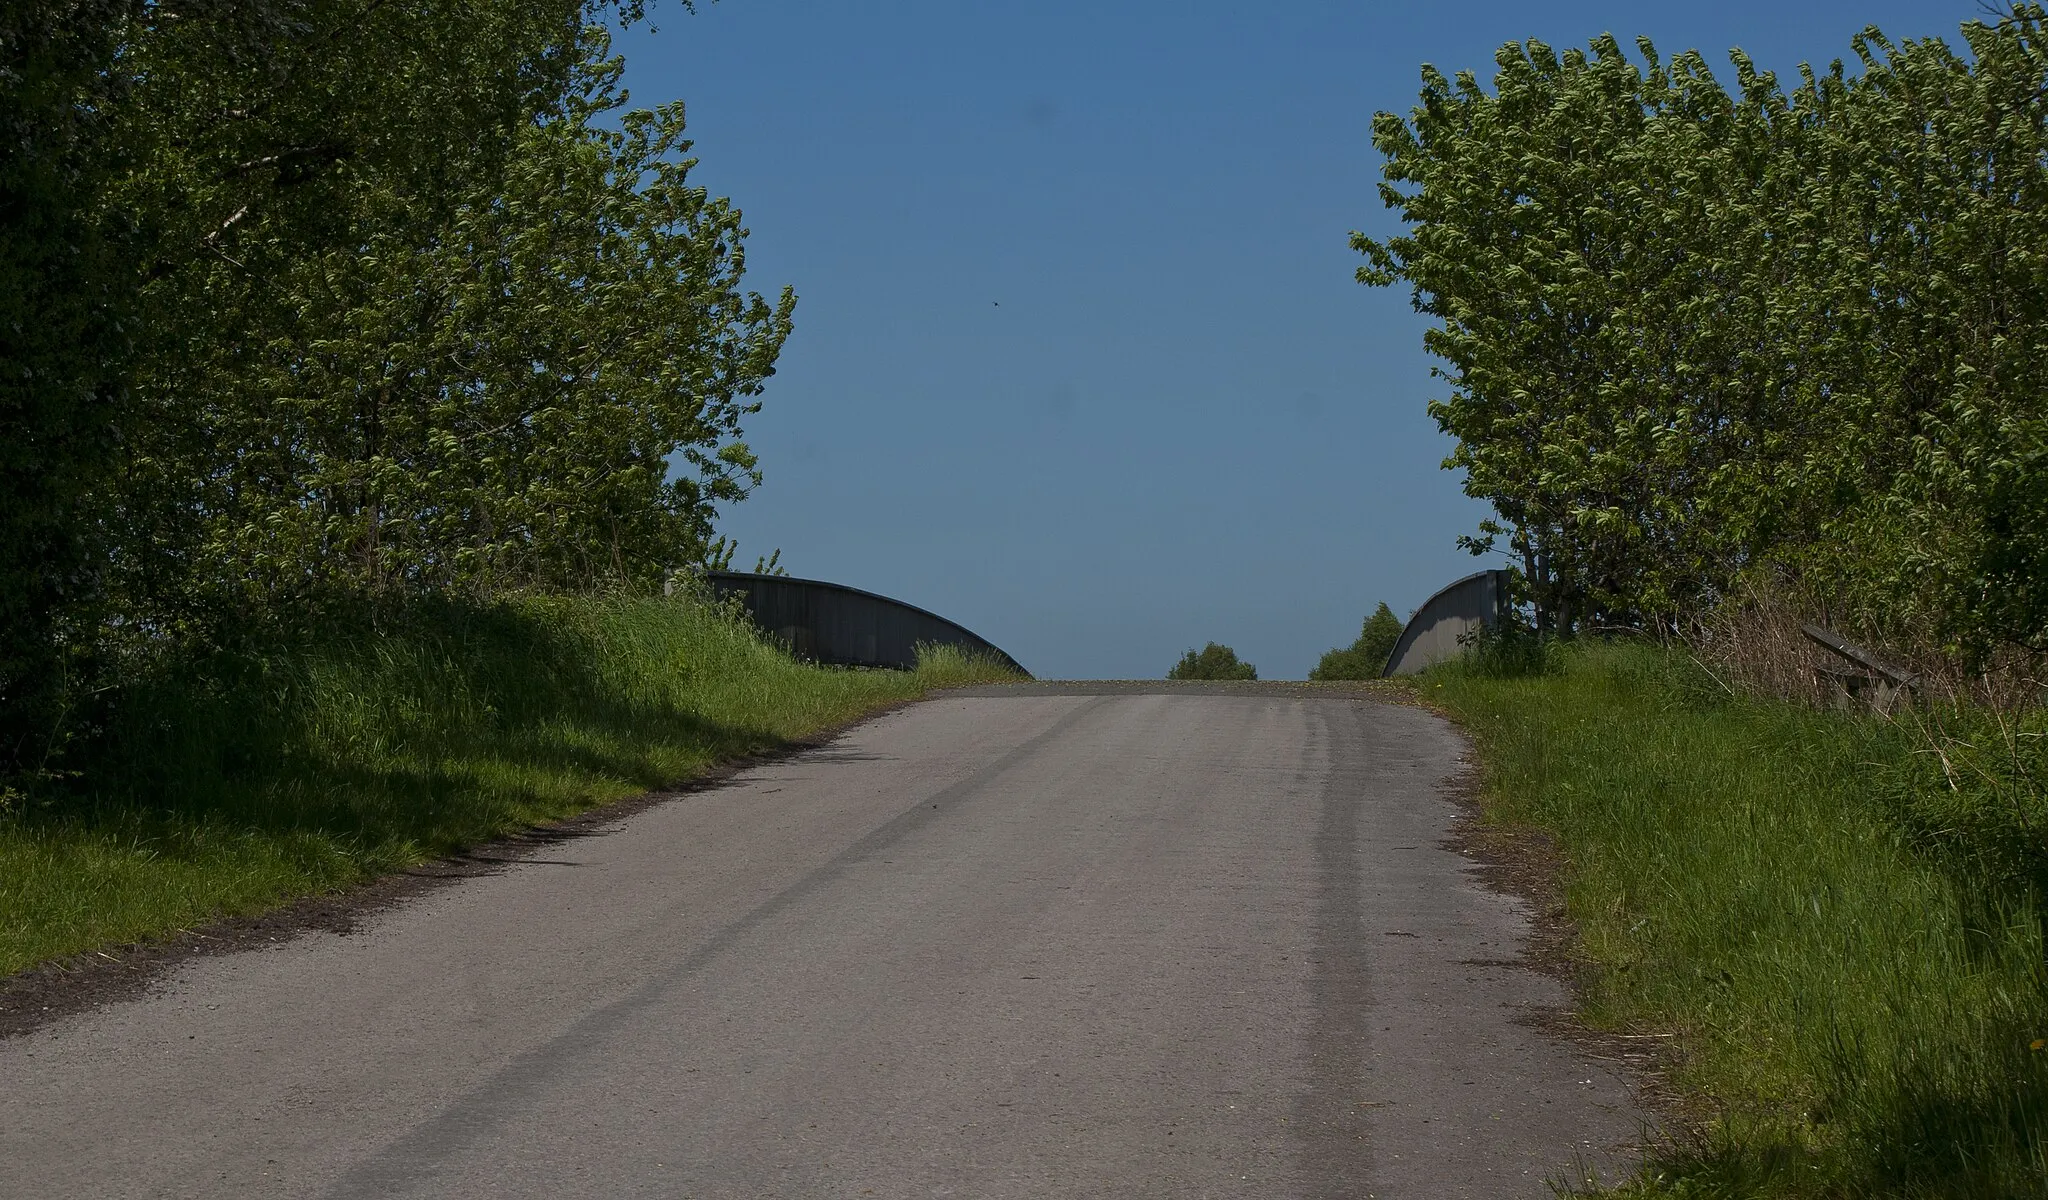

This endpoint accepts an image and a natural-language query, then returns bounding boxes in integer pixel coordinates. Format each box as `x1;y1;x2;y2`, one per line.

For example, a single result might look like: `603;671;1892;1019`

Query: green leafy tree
1785;16;2048;659
1311;602;1405;680
104;0;616;625
3;0;624;730
1357;37;1811;632
1167;642;1258;681
140;31;794;605
0;1;808;786
1356;7;2048;662
0;1;136;767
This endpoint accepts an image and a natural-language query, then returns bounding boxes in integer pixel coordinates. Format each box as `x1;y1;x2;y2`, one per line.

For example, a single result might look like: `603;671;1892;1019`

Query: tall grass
0;593;1015;976
1432;644;2048;1197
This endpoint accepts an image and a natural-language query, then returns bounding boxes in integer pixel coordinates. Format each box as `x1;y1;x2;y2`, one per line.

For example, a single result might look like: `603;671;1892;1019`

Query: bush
1310;601;1405;680
1167;642;1257;681
1451;623;1563;679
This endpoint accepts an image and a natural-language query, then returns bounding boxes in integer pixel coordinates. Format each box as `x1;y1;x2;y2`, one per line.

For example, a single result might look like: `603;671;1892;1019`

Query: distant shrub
1167;642;1257;680
1310;602;1405;680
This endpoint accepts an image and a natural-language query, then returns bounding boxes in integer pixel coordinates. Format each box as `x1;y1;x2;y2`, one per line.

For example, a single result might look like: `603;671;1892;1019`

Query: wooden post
1801;624;1919;715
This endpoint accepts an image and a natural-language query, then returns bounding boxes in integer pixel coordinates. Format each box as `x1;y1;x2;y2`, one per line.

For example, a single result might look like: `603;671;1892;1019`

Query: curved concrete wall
1382;569;1512;677
704;572;1029;678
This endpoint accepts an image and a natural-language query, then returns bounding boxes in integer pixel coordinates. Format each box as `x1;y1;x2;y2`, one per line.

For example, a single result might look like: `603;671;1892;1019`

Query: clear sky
618;0;1980;680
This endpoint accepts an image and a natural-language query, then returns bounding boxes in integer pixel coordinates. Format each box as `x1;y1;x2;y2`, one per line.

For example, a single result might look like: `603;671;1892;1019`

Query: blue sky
620;0;1979;679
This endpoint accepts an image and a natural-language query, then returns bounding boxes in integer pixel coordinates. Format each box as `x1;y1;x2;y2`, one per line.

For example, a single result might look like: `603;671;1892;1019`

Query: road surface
1;686;1645;1197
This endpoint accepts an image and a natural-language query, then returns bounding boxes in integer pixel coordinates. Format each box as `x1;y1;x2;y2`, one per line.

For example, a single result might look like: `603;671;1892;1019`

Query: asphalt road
1;687;1645;1198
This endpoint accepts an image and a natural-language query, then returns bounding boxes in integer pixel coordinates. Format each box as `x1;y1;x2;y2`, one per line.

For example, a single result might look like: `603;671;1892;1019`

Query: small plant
1167;642;1258;681
700;538;788;576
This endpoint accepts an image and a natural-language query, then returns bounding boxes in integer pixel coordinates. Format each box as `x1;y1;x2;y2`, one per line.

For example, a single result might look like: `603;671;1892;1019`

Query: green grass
0;592;1017;976
1430;644;2048;1198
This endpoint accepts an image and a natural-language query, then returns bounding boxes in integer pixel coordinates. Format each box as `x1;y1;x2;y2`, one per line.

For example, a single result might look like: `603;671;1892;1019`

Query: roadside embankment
0;593;1015;978
1432;644;2048;1198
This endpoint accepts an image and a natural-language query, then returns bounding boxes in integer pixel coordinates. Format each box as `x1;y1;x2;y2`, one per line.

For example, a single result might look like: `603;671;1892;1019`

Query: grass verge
1430;643;2048;1198
0;592;1017;977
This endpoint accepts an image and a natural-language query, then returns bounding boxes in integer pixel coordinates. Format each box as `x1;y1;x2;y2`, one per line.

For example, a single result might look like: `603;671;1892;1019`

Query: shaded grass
0;593;1016;976
1430;644;2048;1198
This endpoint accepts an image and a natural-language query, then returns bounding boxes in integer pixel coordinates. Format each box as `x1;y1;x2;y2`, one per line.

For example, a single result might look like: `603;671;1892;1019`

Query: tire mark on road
1293;701;1376;1196
323;696;1110;1200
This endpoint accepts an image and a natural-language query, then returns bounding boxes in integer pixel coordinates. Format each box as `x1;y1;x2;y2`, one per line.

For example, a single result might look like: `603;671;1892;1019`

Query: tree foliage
0;0;787;772
124;31;791;612
1167;642;1258;681
1310;602;1404;680
0;1;136;760
1358;7;2048;661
